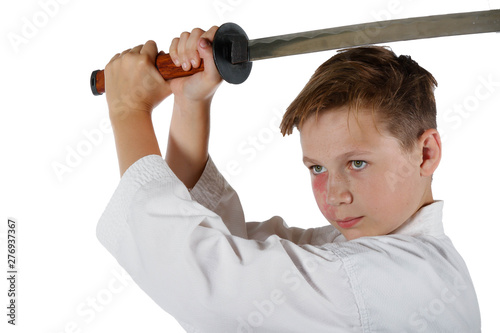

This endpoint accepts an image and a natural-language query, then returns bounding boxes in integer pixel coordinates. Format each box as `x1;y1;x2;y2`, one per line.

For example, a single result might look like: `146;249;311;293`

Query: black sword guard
213;23;252;84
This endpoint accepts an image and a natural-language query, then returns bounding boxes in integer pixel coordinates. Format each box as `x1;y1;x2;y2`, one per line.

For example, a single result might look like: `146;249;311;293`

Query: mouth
334;216;363;229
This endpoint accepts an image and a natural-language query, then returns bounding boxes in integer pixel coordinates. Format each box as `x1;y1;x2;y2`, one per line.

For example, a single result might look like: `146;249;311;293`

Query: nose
325;174;353;206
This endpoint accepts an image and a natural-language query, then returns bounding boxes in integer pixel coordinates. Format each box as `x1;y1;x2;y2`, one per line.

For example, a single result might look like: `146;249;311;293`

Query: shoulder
326;235;480;331
330;234;470;287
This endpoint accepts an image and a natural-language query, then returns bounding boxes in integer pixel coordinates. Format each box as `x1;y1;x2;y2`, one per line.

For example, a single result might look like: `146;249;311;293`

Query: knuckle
108;53;120;64
137;54;149;65
170;38;179;51
121;52;132;62
104;62;112;72
191;27;203;35
207;26;219;35
122;50;135;59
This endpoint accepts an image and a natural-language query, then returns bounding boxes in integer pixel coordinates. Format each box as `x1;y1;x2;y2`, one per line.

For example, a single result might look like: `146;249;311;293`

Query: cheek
312;173;326;193
364;163;419;219
311;174;331;217
382;158;421;200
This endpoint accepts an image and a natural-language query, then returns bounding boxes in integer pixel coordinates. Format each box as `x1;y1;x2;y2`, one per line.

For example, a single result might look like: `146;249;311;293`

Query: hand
168;26;222;104
104;40;172;116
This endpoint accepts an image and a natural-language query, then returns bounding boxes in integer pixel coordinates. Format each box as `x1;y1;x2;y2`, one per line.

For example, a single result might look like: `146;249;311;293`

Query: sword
90;9;500;96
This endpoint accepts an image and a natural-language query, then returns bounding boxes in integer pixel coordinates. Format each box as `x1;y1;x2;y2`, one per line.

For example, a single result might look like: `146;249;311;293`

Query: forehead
299;107;399;157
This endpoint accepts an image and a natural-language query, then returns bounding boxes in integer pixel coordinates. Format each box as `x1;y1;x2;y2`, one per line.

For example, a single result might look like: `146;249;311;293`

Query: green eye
311;165;326;175
351;160;367;170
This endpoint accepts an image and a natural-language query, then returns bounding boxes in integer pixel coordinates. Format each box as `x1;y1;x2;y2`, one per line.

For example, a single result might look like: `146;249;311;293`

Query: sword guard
213;23;252;84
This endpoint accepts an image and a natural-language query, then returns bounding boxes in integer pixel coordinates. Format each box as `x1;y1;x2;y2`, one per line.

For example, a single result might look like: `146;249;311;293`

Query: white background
1;0;499;332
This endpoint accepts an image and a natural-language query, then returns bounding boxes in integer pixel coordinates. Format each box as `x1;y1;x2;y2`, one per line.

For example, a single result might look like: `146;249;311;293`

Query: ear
418;129;442;177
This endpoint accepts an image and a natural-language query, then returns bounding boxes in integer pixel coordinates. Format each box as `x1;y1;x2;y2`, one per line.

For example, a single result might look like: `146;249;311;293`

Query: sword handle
90;53;204;96
91;23;252;95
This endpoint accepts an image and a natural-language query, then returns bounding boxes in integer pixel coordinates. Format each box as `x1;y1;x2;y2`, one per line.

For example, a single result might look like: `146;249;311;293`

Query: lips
335;216;363;229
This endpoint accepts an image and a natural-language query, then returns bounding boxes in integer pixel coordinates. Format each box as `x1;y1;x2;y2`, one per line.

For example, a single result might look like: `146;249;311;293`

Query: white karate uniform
97;154;481;332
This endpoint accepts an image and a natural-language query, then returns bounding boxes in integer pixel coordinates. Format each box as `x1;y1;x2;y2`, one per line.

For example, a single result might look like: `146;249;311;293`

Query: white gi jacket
97;154;481;332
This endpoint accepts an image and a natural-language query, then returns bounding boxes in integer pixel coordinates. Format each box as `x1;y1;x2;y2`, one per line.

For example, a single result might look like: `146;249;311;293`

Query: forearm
166;96;210;188
111;111;162;177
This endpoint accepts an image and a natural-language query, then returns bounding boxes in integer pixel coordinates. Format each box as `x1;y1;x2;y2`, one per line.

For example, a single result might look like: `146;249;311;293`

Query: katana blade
247;9;500;61
91;9;500;95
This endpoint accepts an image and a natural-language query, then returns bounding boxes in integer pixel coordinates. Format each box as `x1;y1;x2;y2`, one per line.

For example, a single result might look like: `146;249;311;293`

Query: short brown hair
280;46;438;152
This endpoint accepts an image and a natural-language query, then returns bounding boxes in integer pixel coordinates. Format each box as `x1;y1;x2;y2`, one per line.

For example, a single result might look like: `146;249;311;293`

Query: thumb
197;37;220;80
198;26;222;82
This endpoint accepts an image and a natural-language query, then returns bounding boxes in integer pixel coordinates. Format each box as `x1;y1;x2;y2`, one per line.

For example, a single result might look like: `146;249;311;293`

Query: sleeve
96;155;360;332
188;156;248;238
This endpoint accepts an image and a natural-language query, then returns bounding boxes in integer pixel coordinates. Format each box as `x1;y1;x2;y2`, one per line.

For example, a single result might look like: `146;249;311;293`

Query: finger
186;28;205;68
139;40;170;88
119;48;132;56
109;52;121;63
201;26;218;43
169;38;181;67
130;44;143;53
198;26;222;81
178;31;191;71
140;40;159;62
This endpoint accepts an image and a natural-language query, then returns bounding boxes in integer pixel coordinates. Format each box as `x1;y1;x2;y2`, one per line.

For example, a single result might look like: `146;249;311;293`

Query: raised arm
104;40;169;176
165;27;222;188
104;27;222;182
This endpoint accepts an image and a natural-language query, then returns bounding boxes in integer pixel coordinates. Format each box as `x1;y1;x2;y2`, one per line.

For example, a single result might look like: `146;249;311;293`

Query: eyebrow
302;150;373;165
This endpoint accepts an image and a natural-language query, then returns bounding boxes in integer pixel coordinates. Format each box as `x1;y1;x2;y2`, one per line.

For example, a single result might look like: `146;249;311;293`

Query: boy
97;26;481;332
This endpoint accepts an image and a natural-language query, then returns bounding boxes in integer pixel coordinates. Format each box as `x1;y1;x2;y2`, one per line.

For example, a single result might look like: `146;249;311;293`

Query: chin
340;230;366;241
341;228;385;241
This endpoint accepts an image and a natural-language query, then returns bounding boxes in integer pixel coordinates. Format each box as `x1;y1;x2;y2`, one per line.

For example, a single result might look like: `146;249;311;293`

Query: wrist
173;95;212;114
108;104;153;124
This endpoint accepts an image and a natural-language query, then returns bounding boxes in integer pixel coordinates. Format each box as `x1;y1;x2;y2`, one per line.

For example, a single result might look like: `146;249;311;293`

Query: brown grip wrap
91;53;204;95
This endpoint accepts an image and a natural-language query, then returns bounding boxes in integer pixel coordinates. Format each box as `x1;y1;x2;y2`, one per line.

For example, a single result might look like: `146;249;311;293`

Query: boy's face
300;107;434;240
